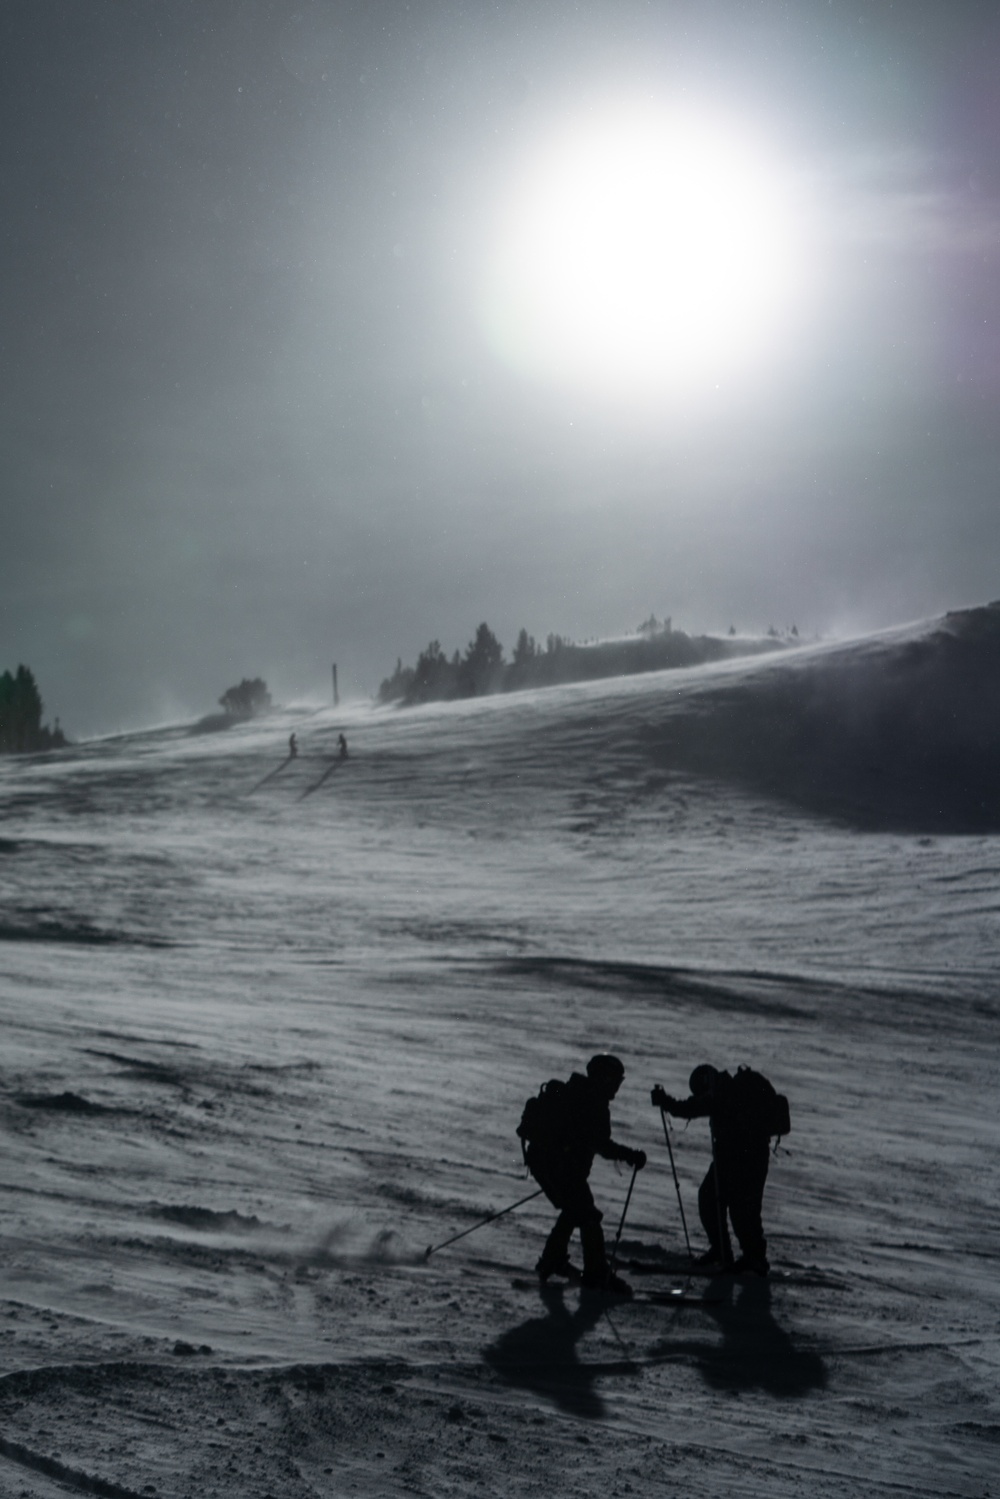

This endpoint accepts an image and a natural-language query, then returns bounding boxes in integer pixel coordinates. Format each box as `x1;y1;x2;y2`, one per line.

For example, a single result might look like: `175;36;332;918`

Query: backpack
516;1078;571;1160
732;1066;791;1143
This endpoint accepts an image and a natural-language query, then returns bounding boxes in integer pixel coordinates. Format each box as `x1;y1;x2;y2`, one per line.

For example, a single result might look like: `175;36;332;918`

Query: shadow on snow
483;1284;629;1420
652;1275;828;1398
483;1276;827;1421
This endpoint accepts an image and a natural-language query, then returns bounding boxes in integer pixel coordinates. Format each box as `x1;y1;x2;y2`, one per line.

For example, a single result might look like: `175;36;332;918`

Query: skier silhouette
652;1064;786;1277
518;1054;646;1297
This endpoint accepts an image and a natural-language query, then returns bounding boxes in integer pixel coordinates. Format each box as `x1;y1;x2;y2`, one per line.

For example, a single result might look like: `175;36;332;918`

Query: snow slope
1;604;998;1497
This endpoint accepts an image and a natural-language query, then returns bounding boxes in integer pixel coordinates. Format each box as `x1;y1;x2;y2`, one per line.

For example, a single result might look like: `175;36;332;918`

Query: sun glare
481;102;808;402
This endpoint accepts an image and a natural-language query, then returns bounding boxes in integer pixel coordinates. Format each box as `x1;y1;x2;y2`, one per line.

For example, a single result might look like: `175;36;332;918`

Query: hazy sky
2;0;999;735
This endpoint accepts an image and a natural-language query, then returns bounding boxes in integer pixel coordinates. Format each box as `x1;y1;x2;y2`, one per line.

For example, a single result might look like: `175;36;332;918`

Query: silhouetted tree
0;664;67;752
411;640;459;702
218;678;272;717
513;628;537;668
460;622;504;696
377;657;416;704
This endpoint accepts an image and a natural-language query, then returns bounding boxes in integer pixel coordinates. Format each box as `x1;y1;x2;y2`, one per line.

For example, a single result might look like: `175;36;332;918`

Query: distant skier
517;1053;646;1296
337;733;348;759
288;733;298;759
651;1065;789;1277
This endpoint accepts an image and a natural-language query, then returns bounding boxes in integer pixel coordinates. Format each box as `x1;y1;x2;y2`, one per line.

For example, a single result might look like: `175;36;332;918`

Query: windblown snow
1;604;999;1498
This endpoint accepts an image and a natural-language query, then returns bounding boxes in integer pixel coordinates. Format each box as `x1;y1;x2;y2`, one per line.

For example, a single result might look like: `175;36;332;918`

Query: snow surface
1;605;999;1497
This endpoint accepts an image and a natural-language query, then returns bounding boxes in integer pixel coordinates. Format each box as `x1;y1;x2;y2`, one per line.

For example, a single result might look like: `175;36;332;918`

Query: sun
481;101;808;402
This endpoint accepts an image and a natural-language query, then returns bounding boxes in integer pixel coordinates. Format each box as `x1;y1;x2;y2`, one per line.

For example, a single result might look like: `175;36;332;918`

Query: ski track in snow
1;614;999;1497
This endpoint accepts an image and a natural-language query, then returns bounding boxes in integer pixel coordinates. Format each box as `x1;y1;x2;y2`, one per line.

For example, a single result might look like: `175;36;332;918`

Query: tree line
378;619;790;708
0;665;67;753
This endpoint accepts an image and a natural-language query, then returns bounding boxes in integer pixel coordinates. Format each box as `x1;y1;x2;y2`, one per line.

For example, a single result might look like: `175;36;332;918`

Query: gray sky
2;0;999;735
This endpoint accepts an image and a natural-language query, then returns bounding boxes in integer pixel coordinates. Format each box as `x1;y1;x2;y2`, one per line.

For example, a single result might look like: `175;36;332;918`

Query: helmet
689;1064;719;1096
587;1053;625;1085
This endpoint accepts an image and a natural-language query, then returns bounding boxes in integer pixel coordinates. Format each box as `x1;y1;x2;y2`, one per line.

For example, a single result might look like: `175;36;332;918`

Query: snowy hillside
1;604;999;1497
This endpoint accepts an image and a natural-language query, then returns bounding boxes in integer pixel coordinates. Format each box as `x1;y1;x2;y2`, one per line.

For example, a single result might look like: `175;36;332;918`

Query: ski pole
659;1108;694;1264
423;1188;543;1260
609;1163;639;1272
709;1121;729;1267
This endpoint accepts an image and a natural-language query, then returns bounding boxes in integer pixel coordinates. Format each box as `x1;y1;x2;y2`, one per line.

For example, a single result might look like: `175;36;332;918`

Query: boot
695;1248;735;1272
578;1223;633;1297
536;1254;582;1284
732;1253;769;1278
581;1266;633;1298
536;1213;575;1283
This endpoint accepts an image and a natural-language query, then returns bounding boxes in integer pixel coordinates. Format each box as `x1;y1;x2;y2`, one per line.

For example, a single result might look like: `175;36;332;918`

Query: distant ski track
244;752;294;794
298;757;347;800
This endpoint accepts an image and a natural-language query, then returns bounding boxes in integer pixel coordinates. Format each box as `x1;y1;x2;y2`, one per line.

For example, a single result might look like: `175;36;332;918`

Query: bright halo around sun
481;101;808;402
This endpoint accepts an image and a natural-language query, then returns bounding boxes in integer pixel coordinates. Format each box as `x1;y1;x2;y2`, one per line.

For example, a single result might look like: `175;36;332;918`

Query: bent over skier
518;1053;646;1297
652;1064;788;1277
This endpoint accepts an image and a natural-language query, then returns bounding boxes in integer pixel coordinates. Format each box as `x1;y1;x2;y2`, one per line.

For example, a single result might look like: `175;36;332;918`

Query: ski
625;1258;843;1289
510;1277;722;1306
627;1257;734;1278
634;1289;725;1307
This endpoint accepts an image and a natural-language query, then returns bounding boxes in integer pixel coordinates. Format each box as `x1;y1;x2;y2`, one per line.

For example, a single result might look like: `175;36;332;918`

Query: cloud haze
2;0;999;734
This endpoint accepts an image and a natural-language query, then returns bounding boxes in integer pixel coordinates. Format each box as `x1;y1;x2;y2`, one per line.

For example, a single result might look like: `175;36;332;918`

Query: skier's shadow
483;1285;629;1420
654;1275;827;1397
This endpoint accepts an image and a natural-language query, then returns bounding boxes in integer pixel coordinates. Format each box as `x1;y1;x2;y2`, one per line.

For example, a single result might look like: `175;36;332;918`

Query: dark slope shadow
632;604;1000;834
483;1285;635;1420
0;913;170;948
652;1275;827;1397
494;956;814;1020
15;1090;120;1115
